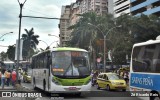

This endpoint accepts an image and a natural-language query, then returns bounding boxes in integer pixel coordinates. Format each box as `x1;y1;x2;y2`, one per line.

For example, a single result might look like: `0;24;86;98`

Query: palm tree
21;28;39;60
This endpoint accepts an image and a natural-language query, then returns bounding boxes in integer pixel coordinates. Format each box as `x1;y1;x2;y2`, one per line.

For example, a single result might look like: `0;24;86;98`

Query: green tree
6;45;15;61
131;14;160;43
68;12;116;69
108;14;134;65
0;51;7;61
21;28;39;60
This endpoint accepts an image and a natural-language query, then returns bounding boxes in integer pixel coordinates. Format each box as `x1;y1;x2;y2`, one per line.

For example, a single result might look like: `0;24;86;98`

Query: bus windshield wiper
63;63;72;76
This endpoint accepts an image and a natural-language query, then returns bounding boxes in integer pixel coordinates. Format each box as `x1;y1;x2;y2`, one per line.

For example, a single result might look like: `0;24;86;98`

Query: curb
15;84;36;100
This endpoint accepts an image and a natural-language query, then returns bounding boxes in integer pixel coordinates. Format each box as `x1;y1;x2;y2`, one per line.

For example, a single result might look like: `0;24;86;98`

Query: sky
0;0;76;53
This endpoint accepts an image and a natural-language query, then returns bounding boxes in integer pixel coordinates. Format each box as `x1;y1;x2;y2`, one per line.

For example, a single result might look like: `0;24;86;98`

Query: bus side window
47;52;51;68
155;51;160;72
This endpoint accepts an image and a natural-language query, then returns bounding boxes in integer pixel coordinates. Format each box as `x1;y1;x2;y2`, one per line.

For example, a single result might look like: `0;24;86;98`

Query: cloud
0;0;75;53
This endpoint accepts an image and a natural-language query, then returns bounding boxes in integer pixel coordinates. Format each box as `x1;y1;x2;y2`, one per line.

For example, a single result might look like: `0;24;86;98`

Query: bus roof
133;39;160;47
3;61;15;64
51;47;87;52
32;47;88;57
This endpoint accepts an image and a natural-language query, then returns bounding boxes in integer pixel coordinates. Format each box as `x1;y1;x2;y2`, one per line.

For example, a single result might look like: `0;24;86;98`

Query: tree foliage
21;28;39;60
6;45;15;61
0;51;7;61
68;12;160;66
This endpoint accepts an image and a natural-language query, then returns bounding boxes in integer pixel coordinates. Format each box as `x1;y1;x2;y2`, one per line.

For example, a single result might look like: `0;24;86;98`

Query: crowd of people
114;68;130;84
0;67;22;89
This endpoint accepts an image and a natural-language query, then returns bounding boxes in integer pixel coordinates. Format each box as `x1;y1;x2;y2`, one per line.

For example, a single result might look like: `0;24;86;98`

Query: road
21;82;147;100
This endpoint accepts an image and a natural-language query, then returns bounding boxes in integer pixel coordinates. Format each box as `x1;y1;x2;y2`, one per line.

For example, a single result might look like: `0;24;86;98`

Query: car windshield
51;51;90;78
107;74;121;80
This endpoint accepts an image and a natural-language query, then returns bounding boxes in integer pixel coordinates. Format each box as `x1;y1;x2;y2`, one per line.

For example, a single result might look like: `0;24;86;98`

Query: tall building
130;0;160;16
70;2;81;27
78;0;110;15
59;5;71;47
113;0;130;18
59;0;114;46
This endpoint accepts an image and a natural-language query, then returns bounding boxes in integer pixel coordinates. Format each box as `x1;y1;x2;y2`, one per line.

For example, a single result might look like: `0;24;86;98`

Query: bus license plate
69;87;77;90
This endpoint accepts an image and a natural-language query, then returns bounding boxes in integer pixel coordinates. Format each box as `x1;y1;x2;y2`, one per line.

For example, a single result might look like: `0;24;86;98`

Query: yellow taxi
96;73;127;91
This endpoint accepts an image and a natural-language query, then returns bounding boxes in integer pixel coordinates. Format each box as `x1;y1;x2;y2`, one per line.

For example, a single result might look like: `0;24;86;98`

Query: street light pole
39;40;49;49
88;23;122;72
0;32;13;40
48;34;60;46
48;34;59;38
49;41;58;47
17;0;27;83
103;25;122;72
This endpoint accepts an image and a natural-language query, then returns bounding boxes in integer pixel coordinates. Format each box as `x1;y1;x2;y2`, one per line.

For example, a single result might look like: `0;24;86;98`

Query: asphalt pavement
21;82;146;100
0;83;149;100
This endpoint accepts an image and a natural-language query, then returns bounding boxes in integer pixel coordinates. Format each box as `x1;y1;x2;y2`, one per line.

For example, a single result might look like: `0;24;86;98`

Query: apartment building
59;5;71;47
70;2;81;26
114;0;160;17
77;0;110;15
130;0;160;16
59;0;114;46
113;0;130;18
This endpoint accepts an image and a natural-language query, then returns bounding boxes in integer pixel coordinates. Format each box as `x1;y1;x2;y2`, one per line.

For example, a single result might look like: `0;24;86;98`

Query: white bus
129;36;160;100
31;47;91;94
3;61;15;71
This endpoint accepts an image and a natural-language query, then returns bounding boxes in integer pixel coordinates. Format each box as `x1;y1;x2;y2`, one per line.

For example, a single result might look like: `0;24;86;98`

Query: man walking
11;69;16;87
1;68;6;89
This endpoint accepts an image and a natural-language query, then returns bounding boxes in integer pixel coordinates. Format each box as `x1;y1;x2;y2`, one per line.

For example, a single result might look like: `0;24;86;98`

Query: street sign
15;39;23;60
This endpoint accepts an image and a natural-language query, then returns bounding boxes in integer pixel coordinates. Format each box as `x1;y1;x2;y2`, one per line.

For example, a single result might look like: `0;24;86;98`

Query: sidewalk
0;85;16;91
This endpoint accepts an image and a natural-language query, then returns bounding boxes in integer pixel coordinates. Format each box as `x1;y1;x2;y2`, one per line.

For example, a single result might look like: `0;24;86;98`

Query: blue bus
129;36;160;100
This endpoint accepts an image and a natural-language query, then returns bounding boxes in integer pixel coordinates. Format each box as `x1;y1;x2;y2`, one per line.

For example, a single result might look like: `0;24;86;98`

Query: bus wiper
63;63;72;76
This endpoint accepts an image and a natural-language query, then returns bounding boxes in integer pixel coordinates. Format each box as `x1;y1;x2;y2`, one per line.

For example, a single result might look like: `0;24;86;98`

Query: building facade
113;0;130;18
59;5;71;47
59;0;114;46
78;0;111;15
130;0;160;16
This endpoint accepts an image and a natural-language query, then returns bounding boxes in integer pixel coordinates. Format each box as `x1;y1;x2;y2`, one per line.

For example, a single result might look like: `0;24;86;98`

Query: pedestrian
1;68;6;89
6;70;11;86
92;70;98;86
120;71;124;78
18;70;22;84
123;71;128;83
11;69;16;87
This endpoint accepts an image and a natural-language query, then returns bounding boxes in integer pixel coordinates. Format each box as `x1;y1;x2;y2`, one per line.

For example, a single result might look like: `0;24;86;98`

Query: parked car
96;72;127;91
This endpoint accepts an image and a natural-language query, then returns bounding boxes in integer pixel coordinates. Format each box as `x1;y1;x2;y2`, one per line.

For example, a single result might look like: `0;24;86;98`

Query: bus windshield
51;51;90;78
